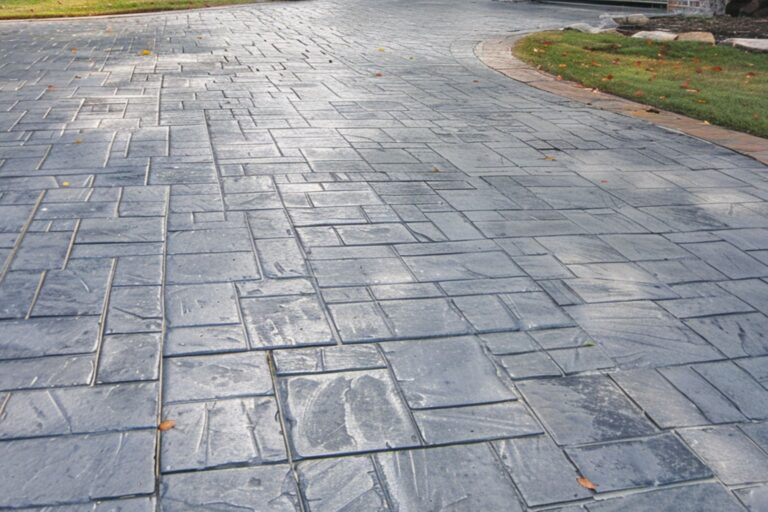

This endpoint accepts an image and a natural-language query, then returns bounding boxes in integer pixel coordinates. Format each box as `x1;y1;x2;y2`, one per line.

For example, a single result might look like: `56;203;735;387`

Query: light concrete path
0;1;767;510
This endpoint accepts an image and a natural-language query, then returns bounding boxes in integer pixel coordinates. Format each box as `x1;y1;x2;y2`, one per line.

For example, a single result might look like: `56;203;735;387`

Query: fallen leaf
158;420;176;431
633;90;645;97
711;66;722;72
74;138;82;144
558;63;567;69
374;72;383;77
602;74;613;82
71;47;78;54
703;120;711;125
646;108;660;114
577;476;598;491
431;166;441;173
544;155;557;161
377;47;385;52
555;75;563;81
61;181;71;187
140;49;151;56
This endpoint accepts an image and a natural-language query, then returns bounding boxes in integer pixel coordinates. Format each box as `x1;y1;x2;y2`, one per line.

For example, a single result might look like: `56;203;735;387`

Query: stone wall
668;0;726;14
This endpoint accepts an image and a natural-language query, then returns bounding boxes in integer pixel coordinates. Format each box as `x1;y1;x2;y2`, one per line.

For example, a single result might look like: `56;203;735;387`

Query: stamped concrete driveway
1;0;768;510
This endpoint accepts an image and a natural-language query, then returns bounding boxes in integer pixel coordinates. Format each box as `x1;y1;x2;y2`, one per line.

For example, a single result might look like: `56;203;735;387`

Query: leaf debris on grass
514;31;768;137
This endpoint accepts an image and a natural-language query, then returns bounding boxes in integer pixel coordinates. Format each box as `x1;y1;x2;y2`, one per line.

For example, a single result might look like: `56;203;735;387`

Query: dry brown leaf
74;138;82;144
158;420;176;431
544;155;557;161
577;476;597;492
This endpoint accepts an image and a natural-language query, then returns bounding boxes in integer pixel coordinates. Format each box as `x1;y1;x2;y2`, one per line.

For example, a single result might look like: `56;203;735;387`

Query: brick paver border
477;33;768;165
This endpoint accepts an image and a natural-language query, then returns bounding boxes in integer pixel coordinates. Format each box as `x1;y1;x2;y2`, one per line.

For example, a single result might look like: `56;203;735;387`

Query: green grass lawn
515;31;768;138
0;0;264;19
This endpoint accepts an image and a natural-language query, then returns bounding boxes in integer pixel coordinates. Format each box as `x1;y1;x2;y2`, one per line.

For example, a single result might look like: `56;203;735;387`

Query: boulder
676;32;716;44
564;23;600;34
598;16;619;29
613;14;650;26
721;38;768;53
631;30;677;42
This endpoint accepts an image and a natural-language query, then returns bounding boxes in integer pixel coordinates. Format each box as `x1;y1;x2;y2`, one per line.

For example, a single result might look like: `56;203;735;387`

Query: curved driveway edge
477;33;768;165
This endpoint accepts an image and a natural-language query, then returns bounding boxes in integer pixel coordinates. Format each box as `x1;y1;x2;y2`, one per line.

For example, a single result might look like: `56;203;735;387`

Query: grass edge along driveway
514;31;768;138
0;0;271;19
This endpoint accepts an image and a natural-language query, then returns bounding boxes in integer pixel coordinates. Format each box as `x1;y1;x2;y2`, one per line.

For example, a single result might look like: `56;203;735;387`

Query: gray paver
566;434;712;493
382;336;516;408
376;444;525;511
160;397;286;472
241;295;334;348
298;456;388;512
518;375;656;445
495;435;592;506
587;483;745;512
0;431;155;508
160;465;300;511
163;352;272;402
680;426;768;485
0;383;158;439
278;369;419;458
413;401;542;444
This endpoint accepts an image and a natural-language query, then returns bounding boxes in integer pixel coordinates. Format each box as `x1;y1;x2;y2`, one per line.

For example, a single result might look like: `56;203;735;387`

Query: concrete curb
476;33;768;166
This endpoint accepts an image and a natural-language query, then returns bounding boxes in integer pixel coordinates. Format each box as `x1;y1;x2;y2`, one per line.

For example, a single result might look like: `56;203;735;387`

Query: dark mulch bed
619;15;768;41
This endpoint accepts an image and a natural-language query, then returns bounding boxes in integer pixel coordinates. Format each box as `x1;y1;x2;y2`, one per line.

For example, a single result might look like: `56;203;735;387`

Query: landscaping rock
631;30;678;42
564;23;600;34
613;14;650;26
721;38;768;52
598;14;620;29
676;32;716;44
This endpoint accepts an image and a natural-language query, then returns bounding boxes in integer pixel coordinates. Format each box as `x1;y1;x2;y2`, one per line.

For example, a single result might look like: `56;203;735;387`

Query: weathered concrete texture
0;0;767;509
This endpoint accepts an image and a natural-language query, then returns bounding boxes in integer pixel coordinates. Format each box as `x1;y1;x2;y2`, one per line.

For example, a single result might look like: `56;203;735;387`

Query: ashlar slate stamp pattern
0;0;767;509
